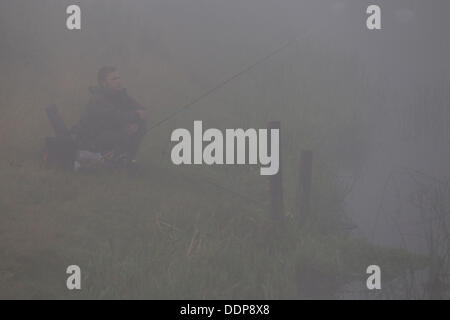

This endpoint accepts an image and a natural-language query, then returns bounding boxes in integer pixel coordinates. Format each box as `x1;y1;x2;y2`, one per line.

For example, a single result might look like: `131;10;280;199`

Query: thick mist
0;0;449;299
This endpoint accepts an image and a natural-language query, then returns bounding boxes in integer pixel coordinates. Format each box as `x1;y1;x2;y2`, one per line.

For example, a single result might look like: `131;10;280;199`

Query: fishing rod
147;28;315;132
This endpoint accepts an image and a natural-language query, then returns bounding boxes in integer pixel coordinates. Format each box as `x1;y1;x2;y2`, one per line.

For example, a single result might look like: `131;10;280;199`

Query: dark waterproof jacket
72;86;145;149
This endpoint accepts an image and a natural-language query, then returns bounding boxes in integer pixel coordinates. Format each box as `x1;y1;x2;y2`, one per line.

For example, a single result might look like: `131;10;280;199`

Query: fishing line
147;28;315;132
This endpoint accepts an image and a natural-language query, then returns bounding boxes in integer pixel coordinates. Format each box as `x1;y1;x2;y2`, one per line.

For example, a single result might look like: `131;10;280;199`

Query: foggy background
0;0;449;299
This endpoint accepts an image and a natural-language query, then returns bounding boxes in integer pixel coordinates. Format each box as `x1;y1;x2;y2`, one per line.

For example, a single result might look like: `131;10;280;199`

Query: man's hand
126;123;139;135
136;109;147;121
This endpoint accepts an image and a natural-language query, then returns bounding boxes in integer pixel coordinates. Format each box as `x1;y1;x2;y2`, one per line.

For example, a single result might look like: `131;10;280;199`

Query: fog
1;0;449;299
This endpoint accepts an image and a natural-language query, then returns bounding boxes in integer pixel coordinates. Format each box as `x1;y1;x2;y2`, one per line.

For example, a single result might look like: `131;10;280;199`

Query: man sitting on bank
71;66;148;167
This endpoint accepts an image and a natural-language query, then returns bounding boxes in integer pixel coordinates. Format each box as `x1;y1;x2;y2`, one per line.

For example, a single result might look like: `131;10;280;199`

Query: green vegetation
0;153;421;299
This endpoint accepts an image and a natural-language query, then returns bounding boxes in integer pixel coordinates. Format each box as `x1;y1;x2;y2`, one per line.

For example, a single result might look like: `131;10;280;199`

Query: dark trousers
90;120;147;158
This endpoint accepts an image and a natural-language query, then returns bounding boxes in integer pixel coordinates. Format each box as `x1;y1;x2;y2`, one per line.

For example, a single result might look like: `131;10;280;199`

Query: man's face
102;71;122;91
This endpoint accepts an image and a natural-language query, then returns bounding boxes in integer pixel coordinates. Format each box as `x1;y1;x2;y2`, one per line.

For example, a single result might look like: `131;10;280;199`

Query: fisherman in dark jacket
71;66;148;163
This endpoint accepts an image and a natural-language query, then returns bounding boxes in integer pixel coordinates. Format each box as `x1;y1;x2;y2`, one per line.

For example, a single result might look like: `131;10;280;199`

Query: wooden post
268;121;284;223
298;150;312;225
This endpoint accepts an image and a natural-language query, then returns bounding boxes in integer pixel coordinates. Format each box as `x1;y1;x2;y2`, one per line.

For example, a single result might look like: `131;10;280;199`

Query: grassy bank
0;154;420;299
